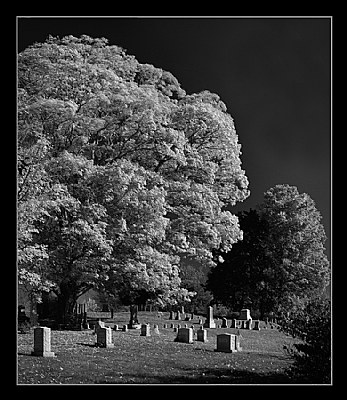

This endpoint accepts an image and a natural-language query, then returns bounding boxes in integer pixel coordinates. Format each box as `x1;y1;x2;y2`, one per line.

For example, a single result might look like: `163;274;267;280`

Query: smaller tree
207;185;330;317
259;184;330;312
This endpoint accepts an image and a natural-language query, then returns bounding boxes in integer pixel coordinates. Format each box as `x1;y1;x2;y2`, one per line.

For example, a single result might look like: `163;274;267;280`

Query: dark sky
17;16;332;259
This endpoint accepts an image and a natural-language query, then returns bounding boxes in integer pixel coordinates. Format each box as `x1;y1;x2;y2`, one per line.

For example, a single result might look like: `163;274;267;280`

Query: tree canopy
207;185;330;316
17;35;250;321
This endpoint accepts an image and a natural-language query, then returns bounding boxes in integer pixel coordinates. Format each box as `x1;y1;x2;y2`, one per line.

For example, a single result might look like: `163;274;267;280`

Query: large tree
17;35;250;323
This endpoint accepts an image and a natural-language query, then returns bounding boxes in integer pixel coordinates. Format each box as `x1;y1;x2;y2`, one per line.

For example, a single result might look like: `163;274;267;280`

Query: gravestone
198;318;203;325
215;333;239;353
203;306;216;328
141;324;151;336
175;327;193;344
197;327;208;342
239;309;251;320
170;323;174;328
231;319;236;328
122;325;128;332
153;325;160;334
95;320;105;332
113;324;118;331
190;312;194;320
96;327;114;348
253;320;260;330
246;319;252;330
169;311;174;320
175;311;181;321
31;327;55;357
221;317;228;328
163;324;168;328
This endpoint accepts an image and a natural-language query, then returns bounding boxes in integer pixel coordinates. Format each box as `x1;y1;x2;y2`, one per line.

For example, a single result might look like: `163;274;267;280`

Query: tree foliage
17;35;249;321
280;297;331;383
207;185;330;316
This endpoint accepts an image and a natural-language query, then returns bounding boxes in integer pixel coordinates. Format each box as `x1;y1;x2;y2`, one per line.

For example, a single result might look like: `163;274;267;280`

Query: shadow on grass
76;342;97;348
95;367;295;385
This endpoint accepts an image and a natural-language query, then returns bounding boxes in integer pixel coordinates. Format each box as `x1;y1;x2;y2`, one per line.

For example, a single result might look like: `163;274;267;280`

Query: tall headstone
96;326;114;348
169;311;174;320
215;333;239;353
31;327;55;357
203;306;216;328
153;324;160;334
175;327;193;344
231;319;236;328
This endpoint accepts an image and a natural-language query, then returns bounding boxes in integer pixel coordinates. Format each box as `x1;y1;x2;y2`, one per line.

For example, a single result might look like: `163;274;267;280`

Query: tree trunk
128;304;140;328
56;283;78;325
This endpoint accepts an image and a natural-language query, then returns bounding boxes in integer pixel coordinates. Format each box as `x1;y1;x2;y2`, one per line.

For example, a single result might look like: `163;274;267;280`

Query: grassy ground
17;311;301;385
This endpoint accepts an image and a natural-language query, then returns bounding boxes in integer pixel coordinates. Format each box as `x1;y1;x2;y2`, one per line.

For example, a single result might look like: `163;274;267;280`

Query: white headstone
31;327;55;357
96;326;114;348
203;306;216;328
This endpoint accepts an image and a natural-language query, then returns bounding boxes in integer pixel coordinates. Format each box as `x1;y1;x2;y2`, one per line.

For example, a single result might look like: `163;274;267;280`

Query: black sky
17;16;332;259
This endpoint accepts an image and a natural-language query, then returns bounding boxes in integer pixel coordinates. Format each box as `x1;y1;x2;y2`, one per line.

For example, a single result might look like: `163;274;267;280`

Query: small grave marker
141;324;151;336
253;320;260;330
197;328;208;342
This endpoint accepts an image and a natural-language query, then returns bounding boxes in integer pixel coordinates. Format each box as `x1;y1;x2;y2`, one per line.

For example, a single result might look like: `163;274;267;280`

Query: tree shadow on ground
96;367;300;384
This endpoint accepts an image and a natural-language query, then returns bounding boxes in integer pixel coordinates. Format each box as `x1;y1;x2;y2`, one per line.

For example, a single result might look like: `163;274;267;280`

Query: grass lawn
17;311;301;385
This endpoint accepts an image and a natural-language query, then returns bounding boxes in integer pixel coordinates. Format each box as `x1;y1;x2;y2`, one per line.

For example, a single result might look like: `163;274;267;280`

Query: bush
280;297;331;383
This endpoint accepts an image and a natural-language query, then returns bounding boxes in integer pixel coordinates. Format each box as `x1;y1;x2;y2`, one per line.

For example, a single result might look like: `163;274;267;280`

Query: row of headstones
31;325;243;357
98;325;243;353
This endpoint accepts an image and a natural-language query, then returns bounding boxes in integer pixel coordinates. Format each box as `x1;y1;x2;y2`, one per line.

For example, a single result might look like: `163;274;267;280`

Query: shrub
280;297;331;383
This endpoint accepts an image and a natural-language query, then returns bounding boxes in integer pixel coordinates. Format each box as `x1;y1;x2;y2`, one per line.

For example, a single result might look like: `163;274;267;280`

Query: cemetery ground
17;311;302;385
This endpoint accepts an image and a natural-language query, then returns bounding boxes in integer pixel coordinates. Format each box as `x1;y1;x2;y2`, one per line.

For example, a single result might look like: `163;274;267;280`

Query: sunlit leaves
18;35;250;312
